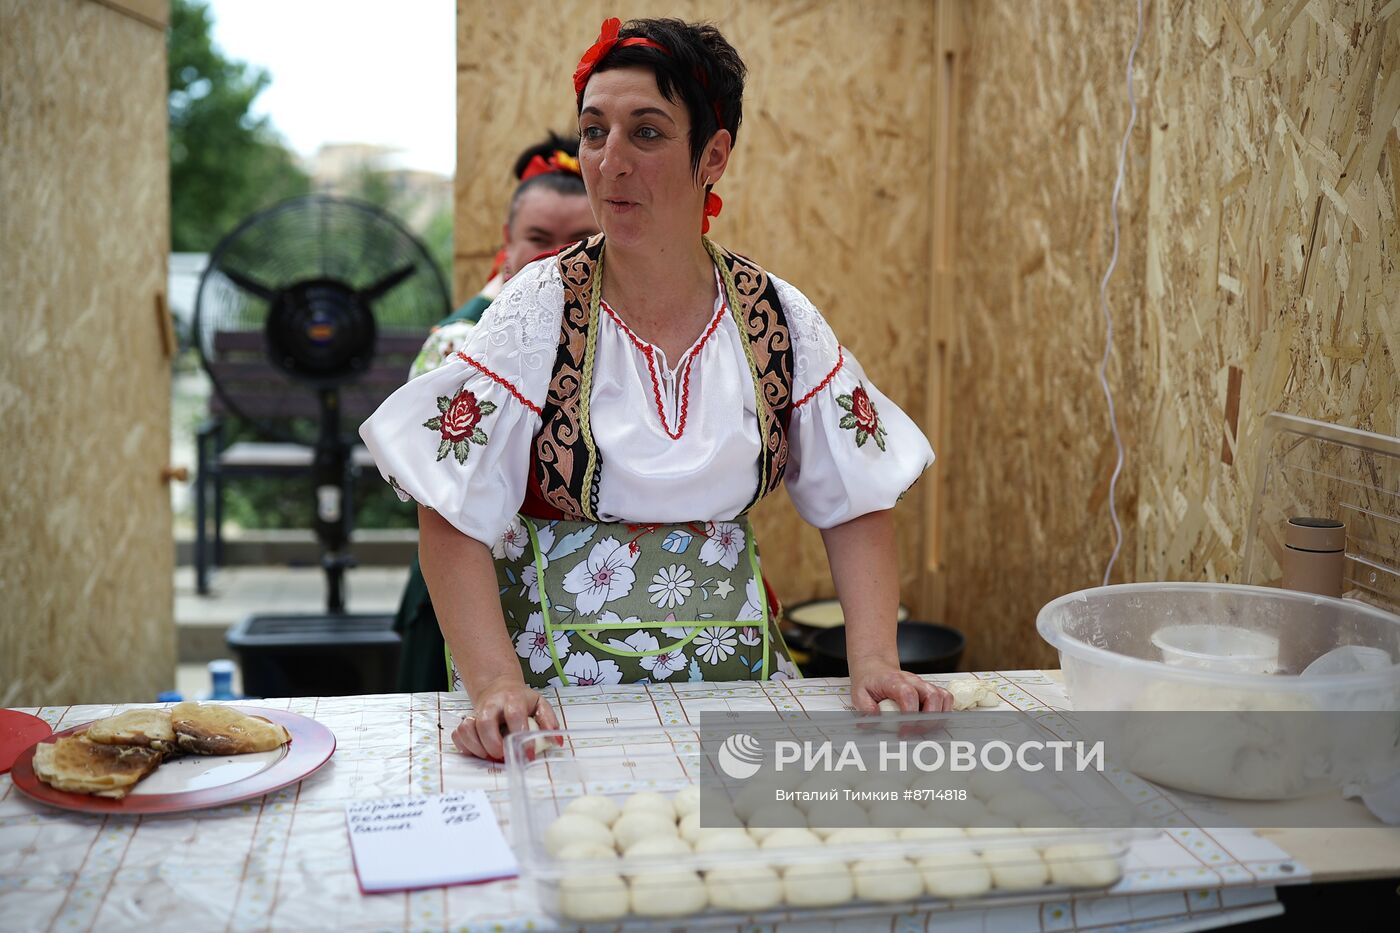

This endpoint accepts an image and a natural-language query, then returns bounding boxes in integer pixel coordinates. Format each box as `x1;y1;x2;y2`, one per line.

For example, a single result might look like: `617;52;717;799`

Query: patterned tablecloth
0;673;1299;932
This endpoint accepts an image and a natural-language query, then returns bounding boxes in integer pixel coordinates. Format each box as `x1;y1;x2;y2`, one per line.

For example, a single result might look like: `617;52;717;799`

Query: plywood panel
946;1;1150;671
457;1;938;617
945;0;1396;673
0;0;173;705
1139;0;1399;589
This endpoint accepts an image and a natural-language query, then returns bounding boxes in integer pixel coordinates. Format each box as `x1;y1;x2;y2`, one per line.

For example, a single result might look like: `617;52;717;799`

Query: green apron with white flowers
447;234;800;690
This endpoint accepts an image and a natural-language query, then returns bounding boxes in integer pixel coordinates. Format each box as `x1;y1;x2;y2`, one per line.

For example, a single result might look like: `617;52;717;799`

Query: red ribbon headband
520;150;581;182
573;18;667;94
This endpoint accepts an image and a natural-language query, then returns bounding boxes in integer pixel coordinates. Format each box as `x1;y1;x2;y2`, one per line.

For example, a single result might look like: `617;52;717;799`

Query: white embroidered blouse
359;255;934;549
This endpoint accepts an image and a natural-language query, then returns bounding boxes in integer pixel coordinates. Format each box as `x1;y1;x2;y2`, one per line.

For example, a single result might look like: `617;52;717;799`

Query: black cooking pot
801;621;965;678
782;598;909;652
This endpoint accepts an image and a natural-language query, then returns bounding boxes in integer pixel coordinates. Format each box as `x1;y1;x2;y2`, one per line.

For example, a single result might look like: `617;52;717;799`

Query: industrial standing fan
193;194;450;613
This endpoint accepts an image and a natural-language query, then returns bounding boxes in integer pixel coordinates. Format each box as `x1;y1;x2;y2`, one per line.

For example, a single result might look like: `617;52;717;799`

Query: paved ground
173;563;410;699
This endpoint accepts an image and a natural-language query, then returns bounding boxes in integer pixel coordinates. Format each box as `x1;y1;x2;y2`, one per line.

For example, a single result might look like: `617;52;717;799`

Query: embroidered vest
522;233;794;521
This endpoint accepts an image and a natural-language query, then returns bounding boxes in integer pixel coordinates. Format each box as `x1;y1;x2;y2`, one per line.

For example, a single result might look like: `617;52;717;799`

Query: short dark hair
507;131;586;226
577;18;746;179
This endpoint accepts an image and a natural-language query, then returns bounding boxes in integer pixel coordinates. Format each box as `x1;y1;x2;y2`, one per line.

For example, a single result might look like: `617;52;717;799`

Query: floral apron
446;234;800;690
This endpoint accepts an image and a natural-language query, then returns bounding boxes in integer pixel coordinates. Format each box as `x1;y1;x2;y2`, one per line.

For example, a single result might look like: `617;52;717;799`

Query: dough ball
982;846;1049;890
677;810;702;844
1043;843;1123;888
672;783;702;820
522;715;552;758
985;790;1056;824
873;698;905;732
556;841;617;861
868;801;928;829
758;827;822;850
782;860;855;907
612;811;678;852
945;679;990;710
557;872;628;921
544;813;613;855
964;825;1018;838
692;828;757;854
622;835;691;860
745;802;806;840
898;826;966;841
808;801;869;837
916;852;992;899
629;870;707;917
852;858;922;902
824;827;896;846
563;794;621;827
623;790;676;820
705;863;782;912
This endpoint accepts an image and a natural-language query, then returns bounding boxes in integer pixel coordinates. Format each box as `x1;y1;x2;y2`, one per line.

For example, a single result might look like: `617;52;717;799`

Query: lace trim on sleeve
464;258;565;399
770;274;844;396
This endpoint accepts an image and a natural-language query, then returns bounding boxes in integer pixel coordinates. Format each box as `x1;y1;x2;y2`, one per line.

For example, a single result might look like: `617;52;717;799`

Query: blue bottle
205;659;239;701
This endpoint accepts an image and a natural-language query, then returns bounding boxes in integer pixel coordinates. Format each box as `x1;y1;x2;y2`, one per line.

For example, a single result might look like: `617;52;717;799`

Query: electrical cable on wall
1097;0;1145;587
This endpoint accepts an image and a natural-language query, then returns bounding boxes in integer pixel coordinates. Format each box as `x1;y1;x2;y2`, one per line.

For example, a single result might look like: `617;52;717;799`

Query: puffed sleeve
773;275;935;529
359;258;564;547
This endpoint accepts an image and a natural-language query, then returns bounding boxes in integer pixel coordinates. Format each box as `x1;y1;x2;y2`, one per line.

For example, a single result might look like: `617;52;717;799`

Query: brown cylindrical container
1281;517;1346;598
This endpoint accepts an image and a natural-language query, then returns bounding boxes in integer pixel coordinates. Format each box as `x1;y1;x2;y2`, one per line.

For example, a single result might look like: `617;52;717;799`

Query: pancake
84;708;177;756
170;702;290;756
32;736;163;798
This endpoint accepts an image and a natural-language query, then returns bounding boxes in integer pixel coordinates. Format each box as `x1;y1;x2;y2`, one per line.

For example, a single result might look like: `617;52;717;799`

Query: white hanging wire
1097;0;1146;587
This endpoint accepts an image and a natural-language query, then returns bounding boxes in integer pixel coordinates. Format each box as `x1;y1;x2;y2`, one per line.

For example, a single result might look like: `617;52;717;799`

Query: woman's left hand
849;662;953;713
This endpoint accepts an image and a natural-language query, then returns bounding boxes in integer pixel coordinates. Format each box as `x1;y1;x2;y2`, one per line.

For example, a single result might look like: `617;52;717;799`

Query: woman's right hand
452;675;560;761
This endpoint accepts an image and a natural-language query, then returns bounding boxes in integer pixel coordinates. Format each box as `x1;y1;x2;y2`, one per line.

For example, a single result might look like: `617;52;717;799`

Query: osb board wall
949;0;1397;672
457;1;939;611
0;0;173;705
946;2;1150;671
1138;0;1399;587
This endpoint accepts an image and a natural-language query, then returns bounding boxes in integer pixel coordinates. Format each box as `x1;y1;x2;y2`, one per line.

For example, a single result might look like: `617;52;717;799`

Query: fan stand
312;386;355;615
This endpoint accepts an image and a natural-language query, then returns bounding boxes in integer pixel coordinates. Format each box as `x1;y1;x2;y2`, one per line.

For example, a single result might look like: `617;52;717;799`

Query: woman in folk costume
393;134;599;692
361;17;949;761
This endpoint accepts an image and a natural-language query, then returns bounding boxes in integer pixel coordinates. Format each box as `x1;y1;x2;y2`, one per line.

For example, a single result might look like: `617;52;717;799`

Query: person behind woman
393;133;598;692
408;132;598;379
364;17;951;757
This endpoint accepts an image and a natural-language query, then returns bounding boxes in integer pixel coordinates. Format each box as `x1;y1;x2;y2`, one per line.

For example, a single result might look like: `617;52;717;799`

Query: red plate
8;706;335;814
0;710;52;774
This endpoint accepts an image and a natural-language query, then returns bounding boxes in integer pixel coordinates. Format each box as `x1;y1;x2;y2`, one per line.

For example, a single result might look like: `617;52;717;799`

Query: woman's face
577;66;727;250
502;187;598;278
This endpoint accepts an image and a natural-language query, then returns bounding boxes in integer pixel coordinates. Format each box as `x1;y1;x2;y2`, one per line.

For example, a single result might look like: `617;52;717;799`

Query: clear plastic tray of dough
504;722;1151;927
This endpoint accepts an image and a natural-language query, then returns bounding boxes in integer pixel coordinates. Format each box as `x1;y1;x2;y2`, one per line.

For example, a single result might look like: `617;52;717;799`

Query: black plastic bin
227;613;402;698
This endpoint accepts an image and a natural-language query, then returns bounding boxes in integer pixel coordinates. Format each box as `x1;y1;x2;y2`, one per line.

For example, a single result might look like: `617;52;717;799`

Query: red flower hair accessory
519;150;581;182
573;17;668;95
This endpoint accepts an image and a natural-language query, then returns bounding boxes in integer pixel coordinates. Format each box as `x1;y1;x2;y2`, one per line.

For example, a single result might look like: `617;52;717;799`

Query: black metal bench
193;330;426;594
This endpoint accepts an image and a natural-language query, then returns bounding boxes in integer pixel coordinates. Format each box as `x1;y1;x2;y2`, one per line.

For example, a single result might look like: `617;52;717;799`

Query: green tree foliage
168;0;309;251
168;2;435;531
